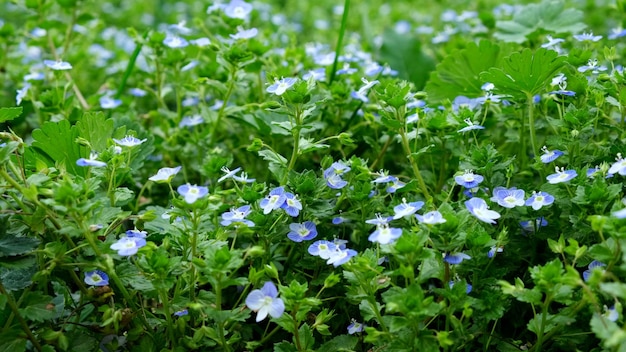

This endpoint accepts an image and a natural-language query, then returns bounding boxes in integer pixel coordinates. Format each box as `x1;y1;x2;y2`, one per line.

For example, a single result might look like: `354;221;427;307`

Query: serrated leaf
481;48;566;99
19;302;57;322
0;107;23;123
424;40;513;102
378;29;435;90
258;149;287;165
0;234;39;257
29;120;85;176
0;141;19;164
494;0;586;43
273;342;297;352
0;329;26;352
0;265;36;291
74;112;115;151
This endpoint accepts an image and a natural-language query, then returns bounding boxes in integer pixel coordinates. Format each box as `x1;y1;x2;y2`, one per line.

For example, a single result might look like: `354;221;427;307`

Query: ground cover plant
2;0;626;350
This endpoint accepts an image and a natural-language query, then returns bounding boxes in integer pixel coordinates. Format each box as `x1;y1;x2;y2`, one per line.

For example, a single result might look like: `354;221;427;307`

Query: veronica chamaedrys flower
190;37;211;47
347;320;365;334
173;309;189;317
613;208;626;219
573;31;602;42
520;217;548;232
281;192;302;217
16;83;31;105
126;229;147;238
230;27;258;40
546;167;577;184
266;77;297;96
326;247;357;267
386;177;406;193
415;210;446;225
99;95;122;109
324;161;351;178
163;36;189;48
455;170;484;189
260;187;287;214
490;187;525;208
110;236;146;256
287;221;317;242
583;260;606;282
232;171;255;183
245;282;285;322
113;135;147;147
444;252;471;264
578;59;607;74
177;184;209;204
457;118;485;133
609;27;626;40
372;170;395;183
148;166;181;182
541;35;565;49
223;0;253;19
221;205;254;227
336;63;357;75
393;198;424;219
302;68;326;81
77;152;107;167
465;197;500;224
43;59;72;70
308;240;337;259
325;173;348;189
540;146;564;163
525;191;554;210
368;224;402;245
84;270;109;286
218;167;242;183
488;246;503;258
609;153;626;176
179;115;204;128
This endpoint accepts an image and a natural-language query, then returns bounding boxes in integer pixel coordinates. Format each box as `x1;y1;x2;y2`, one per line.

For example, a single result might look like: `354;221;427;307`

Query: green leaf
377;29;435;90
0;234;39;257
359;299;381;322
424;40;512;102
494;0;586;43
317;335;358;352
0;107;23;123
297;323;315;350
273;341;297;352
0;328;26;352
19;293;56;322
74;112;115;151
0;265;36;291
480;48;566;100
29;120;85;176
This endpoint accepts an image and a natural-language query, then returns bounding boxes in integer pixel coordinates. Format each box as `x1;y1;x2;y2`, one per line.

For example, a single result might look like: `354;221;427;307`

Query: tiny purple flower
455;170;484;189
77;152;107;168
110;236;146;256
177;184;209;204
245;282;285;322
221;205;254;227
113;135;147;147
465;197;500;224
583;260;606;282
525;191;555;210
326;247;357;267
609;153;626;176
266;77;297;96
149;166;182;182
308;240;337;259
347;320;365;334
260;187;287;214
490;187;525;208
520;217;549;232
281;192;302;217
448;280;472;294
488;246;503;258
368;225;402;245
287;221;317;242
444;252;471;265
43;59;72;70
174;309;189;317
546;167;577;184
540;146;564;163
392;198;424;219
415;210;446;225
84;270;109;286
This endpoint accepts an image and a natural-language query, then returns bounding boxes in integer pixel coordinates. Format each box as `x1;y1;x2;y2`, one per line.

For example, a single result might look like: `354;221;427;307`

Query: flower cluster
259;187;302;216
308;239;357;267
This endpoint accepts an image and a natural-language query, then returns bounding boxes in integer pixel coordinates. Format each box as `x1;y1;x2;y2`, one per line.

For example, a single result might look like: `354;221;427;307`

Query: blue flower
520;217;548;232
541;35;565;49
525;191;554;210
302;68;326;81
287;221;317;242
455;170;484;189
179;115;204;128
465;197;500;224
100;95;121;109
77;152;107;168
608;28;626;40
232;172;256;183
148;166;181;183
609;153;626;176
415;210;446;225
578;59;607;74
452;96;480;112
546;167;577;184
163;36;189;48
190;38;211;47
266;77;297;96
308;240;337;259
174;309;189;317
490;187;525;208
583;260;606;282
16;83;31;105
177;184;209;204
221;205;254;227
129;88;147;97
372;170;395;183
393;198;424;219
488;246;503;258
110;236;146;256
365;214;393;226
326;247;357;267
347;320;365;334
540;146;564;163
386;177;406;193
573;31;602;42
126;229;147;238
548;89;576;96
113;135;147;147
223;0;253;19
336;63;357;75
43;59;72;70
325;174;348;189
245;282;285;322
84;270;109;286
368;225;402;245
230;27;258;40
281;192;302;217
444;252;471;265
613;208;626;219
218;166;242;183
332;216;347;225
260;187;287;214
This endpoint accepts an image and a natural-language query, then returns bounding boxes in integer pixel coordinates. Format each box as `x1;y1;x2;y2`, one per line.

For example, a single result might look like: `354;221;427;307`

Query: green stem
328;0;350;85
398;127;431;200
211;70;237;145
527;94;538;162
0;283;43;352
282;107;303;184
293;310;303;351
533;295;552;352
159;288;176;348
215;279;231;352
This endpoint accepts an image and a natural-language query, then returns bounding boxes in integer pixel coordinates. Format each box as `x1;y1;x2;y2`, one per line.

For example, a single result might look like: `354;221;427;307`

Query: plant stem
328;0;350;85
0;284;43;352
527;94;538;162
283;106;303;184
398;127;431;200
533;295;552;352
211;70;237;145
159;288;176;348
